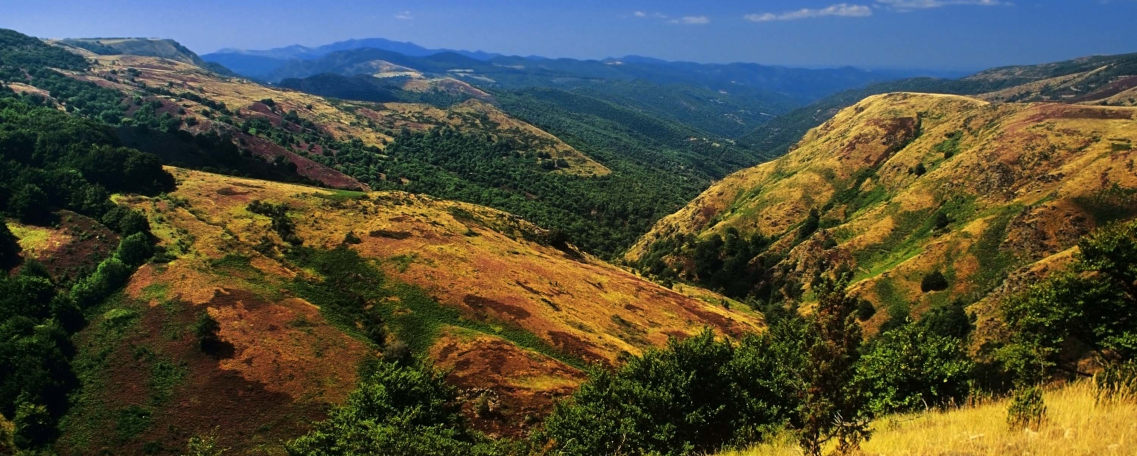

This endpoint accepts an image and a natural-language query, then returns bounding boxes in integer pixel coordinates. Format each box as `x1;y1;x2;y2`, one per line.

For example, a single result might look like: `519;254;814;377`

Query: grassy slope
59;167;761;453
57;46;608;182
741;52;1137;158
628;92;1137;336
722;381;1137;456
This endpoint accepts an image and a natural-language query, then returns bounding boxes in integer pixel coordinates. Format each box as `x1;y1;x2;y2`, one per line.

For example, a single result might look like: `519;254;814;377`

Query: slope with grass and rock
54;166;761;453
628;92;1137;342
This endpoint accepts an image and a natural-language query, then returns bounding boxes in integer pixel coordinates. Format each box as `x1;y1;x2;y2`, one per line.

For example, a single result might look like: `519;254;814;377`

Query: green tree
798;275;869;456
0;223;19;270
116;232;153;267
855;323;973;415
9;184;49;224
539;329;805;455
286;359;495;456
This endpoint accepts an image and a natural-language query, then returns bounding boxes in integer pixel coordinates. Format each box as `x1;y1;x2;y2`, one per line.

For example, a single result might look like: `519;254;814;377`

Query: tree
285;359;496;456
855;324;973;415
116;232;153;267
9;184;49;224
538;329;805;455
0;223;19;270
920;270;949;292
798;274;870;456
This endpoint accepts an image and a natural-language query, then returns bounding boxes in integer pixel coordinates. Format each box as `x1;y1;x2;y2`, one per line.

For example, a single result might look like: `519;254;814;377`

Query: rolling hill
628;92;1137;344
4;29;749;256
741;52;1137;158
49;166;760;453
207;43;913;139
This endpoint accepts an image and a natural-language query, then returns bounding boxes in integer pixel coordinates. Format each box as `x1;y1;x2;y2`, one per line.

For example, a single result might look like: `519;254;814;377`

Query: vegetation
0;48;168;450
535;329;803;456
286;358;503;456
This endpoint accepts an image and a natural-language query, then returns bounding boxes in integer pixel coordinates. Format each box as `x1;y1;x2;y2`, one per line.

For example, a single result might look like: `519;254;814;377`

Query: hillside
7;29;732;256
628;92;1137;338
741;52;1137;157
51;167;761;453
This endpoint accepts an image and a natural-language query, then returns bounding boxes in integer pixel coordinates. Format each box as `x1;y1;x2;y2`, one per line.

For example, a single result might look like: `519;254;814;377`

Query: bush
193;311;223;355
920;270;949;292
1006;385;1046;430
0;223;19;269
538;328;805;455
856;300;876;321
856;324;973;414
286;359;498;456
116;232;153;267
71;256;131;308
1095;361;1137;401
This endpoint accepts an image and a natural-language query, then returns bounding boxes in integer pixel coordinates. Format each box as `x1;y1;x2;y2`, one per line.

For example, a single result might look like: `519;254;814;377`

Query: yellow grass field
720;381;1137;456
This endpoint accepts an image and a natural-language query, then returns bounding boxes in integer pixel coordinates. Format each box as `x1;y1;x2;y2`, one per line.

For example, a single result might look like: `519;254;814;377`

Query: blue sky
2;1;1136;71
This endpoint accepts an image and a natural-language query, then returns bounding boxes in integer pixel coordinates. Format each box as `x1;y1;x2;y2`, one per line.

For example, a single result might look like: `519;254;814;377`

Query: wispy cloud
671;15;710;25
875;0;1008;10
631;11;669;20
632;11;708;25
394;10;413;20
744;3;872;22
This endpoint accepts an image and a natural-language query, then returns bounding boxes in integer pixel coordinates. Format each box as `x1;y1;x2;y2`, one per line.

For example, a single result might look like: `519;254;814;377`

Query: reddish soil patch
18;210;119;282
431;335;583;438
368;229;412;239
235;132;367;191
61;287;367;455
462;294;532;321
1073;76;1137;103
548;331;607;366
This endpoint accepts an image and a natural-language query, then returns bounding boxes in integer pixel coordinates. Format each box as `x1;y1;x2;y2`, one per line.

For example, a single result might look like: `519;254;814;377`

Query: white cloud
632;11;673;20
875;0;1008;10
394;10;413;20
671;15;710;25
744;3;872;22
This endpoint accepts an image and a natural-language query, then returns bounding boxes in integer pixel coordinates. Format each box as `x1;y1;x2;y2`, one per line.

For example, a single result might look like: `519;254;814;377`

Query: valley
0;13;1136;456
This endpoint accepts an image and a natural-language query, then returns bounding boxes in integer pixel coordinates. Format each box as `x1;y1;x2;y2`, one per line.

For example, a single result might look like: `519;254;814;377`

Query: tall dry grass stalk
719;380;1137;456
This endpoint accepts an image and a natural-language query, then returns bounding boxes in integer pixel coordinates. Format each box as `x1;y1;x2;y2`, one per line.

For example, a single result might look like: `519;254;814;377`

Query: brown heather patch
7;210;119;281
428;328;584;437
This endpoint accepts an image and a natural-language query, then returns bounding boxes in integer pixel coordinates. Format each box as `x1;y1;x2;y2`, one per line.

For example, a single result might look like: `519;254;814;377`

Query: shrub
1095;361;1137;401
855;324;973;414
537;328;805;455
0;223;19;269
920;270;949;292
856;300;876;321
116;232;153;267
1006;385;1046;430
285;359;498;456
193;311;223;355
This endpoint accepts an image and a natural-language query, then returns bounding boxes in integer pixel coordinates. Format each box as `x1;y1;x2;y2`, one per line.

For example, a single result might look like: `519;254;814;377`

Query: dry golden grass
721;381;1137;456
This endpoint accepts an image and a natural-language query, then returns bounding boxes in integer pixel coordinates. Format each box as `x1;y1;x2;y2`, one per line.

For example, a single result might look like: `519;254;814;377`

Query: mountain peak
58;37;206;66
